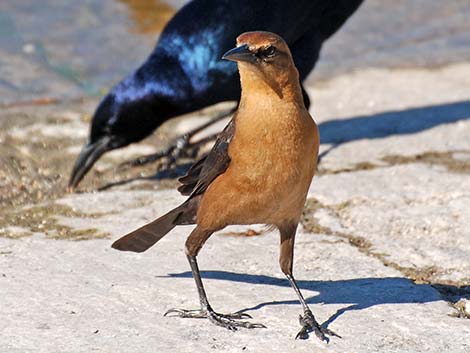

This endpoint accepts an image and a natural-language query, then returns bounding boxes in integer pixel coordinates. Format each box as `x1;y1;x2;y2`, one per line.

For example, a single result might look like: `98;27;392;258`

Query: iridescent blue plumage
69;0;363;188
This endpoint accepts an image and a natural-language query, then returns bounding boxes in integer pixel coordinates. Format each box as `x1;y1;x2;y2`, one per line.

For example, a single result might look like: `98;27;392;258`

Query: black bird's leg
119;107;236;170
164;227;265;330
279;222;340;342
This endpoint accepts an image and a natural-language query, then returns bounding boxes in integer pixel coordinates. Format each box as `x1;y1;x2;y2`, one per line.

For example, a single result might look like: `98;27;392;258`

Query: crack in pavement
301;197;470;317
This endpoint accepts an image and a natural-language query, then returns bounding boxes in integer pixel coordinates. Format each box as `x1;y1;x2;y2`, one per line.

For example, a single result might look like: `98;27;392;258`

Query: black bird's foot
118;107;236;172
295;310;341;342
164;308;265;331
118;133;198;170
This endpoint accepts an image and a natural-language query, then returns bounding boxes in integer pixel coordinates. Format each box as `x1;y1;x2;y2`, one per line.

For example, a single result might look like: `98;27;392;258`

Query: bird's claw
117;107;236;172
207;310;265;331
164;308;208;318
155;134;200;172
164;308;264;331
295;310;340;342
118;133;199;171
221;312;252;320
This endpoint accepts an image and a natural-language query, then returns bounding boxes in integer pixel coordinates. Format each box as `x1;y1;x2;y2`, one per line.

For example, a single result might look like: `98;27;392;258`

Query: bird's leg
165;227;265;330
279;222;340;342
286;274;340;341
119;107;236;170
164;255;265;330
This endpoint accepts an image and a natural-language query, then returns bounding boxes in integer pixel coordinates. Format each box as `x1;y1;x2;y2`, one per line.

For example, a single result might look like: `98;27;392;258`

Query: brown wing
112;116;236;253
177;117;236;197
112;117;235;253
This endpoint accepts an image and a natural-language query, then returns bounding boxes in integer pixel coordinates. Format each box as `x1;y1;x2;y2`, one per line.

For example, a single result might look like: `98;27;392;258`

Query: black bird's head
68;78;177;190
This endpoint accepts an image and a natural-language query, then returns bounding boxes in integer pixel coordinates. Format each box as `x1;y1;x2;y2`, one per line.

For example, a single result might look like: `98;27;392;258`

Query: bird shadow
162;270;468;328
320;99;470;143
98;99;470;190
317;99;470;158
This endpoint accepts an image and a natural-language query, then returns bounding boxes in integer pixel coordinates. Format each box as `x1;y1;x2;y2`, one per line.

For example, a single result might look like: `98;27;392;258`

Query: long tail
112;204;186;253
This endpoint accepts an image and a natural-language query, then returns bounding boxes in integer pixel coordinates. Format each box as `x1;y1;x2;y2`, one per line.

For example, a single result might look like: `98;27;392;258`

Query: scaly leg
279;222;340;342
286;274;340;341
164;227;265;330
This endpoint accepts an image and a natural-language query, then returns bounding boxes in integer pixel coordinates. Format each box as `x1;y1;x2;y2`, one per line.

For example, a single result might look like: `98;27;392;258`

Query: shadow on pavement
98;100;470;189
319;100;470;144
318;99;470;162
164;271;465;328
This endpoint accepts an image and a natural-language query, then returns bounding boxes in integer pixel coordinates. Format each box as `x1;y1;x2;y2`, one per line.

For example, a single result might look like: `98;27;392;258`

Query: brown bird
112;31;337;342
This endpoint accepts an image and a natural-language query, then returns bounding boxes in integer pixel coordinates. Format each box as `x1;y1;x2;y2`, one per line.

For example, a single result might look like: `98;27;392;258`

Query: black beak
222;44;256;63
68;136;112;190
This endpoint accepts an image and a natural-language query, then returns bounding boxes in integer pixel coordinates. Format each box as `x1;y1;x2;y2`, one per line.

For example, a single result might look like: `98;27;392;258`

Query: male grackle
112;31;337;342
69;0;363;189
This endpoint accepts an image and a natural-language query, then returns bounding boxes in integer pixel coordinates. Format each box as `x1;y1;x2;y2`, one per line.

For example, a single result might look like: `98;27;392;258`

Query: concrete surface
1;62;470;352
1;0;470;352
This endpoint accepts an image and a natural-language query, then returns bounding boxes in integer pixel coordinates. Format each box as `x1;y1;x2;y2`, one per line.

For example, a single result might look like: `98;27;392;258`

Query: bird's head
222;31;300;100
68;84;175;190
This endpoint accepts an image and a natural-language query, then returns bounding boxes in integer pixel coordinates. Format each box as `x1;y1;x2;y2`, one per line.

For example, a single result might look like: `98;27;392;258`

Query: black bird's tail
112;204;187;253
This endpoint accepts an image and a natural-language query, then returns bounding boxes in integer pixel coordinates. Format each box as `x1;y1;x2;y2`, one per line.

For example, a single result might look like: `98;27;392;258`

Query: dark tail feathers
112;204;185;253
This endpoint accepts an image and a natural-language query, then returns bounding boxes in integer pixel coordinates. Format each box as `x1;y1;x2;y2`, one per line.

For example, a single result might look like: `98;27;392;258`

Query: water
0;0;469;106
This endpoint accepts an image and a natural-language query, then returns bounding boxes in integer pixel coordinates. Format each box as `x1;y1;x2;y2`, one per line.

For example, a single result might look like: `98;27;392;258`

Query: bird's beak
68;136;112;191
222;44;256;63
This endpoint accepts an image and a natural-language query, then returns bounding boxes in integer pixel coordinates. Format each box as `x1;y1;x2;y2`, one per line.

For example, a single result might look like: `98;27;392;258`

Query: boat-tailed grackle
112;31;337;342
69;0;363;189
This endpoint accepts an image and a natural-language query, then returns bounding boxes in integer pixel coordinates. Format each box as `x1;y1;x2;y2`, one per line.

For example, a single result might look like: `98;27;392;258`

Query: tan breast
197;97;319;230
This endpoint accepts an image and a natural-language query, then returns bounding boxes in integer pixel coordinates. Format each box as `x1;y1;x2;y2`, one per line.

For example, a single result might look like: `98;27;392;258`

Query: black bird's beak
68;136;112;190
222;44;256;63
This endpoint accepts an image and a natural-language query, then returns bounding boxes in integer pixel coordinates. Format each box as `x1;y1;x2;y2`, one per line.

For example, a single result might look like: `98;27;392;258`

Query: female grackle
112;31;338;342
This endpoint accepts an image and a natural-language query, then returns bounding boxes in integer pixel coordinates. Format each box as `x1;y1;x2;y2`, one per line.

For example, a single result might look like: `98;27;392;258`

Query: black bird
69;0;363;189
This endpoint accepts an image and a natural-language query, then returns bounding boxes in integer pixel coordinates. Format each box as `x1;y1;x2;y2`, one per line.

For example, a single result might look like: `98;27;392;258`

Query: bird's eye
263;45;276;58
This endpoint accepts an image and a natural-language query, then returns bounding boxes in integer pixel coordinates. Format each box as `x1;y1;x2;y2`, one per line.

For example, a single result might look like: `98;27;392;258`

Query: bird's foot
164;308;266;331
295;309;341;342
118;133;199;170
164;308;209;319
117;107;236;172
